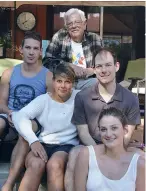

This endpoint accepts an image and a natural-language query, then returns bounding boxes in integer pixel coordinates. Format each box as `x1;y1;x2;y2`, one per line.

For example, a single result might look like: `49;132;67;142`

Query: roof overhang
0;1;145;8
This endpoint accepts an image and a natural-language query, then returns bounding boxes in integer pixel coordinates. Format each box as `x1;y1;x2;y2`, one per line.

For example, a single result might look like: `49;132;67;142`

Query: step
0;163;47;191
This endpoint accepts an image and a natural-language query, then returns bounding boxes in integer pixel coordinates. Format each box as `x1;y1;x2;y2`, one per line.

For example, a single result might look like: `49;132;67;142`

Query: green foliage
104;39;132;60
0;32;12;48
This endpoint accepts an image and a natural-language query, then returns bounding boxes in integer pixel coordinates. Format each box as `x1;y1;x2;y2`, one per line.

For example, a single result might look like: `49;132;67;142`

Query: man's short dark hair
95;47;118;65
53;63;75;83
21;31;42;47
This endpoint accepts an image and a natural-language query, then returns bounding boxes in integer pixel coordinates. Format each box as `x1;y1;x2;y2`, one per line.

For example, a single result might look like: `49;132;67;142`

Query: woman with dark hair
74;107;145;191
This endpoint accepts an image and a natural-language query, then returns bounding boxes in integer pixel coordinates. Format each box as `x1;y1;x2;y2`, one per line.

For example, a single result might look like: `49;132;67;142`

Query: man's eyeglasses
66;20;83;28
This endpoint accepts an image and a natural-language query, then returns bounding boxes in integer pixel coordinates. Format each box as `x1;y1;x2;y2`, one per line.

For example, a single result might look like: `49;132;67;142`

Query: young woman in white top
12;63;80;191
74;107;145;191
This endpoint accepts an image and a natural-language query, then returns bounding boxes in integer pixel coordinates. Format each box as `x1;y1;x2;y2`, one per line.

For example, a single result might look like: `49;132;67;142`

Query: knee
47;159;64;175
29;158;45;172
67;145;84;171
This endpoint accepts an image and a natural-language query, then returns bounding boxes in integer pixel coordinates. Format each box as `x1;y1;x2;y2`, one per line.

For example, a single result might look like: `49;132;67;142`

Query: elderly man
43;8;103;90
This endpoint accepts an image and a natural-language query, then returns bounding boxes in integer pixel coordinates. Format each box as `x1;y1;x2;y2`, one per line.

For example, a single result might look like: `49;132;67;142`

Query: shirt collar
91;83;123;102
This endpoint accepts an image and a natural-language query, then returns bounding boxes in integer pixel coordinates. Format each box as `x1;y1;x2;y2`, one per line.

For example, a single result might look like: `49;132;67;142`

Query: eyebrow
100;124;119;128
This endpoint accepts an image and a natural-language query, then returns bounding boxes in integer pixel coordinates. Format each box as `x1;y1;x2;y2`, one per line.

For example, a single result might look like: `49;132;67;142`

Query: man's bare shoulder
1;67;14;84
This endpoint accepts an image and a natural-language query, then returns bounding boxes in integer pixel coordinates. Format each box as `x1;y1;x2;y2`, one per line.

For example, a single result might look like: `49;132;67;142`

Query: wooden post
100;6;104;39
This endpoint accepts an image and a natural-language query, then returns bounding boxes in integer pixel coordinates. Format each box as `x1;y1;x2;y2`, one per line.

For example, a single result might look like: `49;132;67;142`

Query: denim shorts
42;143;74;159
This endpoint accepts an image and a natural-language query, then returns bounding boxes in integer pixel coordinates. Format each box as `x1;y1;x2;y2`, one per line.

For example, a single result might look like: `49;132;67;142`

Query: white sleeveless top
86;146;140;191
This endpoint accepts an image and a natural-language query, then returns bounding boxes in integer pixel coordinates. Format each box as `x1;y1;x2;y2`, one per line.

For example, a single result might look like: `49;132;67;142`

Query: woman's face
99;115;126;149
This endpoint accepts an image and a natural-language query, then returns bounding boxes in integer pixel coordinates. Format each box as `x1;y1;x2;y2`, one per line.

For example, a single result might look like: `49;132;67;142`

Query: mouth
104;138;115;142
100;74;109;78
59;90;67;93
28;57;35;60
71;29;79;33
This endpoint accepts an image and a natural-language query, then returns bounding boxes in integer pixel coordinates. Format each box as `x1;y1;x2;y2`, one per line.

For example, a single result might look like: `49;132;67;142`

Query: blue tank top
8;64;49;111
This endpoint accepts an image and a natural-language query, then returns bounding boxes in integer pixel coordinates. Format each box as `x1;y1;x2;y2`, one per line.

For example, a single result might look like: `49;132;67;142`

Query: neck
22;61;41;72
72;37;82;43
98;80;116;96
105;144;126;160
51;92;72;103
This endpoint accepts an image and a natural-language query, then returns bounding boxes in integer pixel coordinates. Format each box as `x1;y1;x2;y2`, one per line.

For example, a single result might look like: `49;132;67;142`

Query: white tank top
86;146;140;191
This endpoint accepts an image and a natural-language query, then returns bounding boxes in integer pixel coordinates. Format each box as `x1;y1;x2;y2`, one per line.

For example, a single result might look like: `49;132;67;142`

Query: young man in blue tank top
0;31;52;191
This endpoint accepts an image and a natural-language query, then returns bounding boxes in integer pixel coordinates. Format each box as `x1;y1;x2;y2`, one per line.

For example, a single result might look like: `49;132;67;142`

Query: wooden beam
15;1;145;8
0;1;15;7
100;7;104;39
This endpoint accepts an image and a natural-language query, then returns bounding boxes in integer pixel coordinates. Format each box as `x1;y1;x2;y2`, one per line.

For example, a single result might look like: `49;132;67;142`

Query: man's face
94;52;119;84
20;38;42;64
53;74;73;100
66;13;86;42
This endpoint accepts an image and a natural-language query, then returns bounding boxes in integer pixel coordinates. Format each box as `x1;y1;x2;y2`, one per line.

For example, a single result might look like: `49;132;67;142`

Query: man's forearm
79;133;96;146
124;125;135;146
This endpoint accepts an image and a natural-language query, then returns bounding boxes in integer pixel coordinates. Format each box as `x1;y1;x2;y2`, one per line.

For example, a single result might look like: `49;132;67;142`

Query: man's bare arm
77;124;97;146
124;125;135;146
0;68;13;114
46;71;53;93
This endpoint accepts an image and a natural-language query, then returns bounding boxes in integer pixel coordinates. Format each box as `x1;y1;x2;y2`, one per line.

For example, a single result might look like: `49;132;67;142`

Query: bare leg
2;136;29;191
0;118;6;139
18;151;46;191
47;151;68;191
2;120;38;191
65;145;84;191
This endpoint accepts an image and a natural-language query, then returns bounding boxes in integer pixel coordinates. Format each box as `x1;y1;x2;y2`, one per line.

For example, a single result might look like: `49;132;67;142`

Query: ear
83;20;87;30
40;48;42;56
123;125;128;136
19;45;23;54
115;62;120;72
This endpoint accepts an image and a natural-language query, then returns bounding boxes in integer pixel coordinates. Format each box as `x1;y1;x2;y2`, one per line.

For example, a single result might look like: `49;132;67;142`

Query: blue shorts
42;143;74;159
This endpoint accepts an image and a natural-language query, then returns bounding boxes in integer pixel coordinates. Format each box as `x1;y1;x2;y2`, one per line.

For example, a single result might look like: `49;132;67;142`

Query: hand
86;68;95;77
70;64;86;78
30;141;48;163
7;110;14;127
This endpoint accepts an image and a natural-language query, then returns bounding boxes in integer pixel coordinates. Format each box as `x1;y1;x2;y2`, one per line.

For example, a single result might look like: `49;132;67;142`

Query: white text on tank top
71;40;86;68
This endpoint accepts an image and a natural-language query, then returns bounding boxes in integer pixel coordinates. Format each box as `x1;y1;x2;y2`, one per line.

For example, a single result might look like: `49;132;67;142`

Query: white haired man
43;8;103;90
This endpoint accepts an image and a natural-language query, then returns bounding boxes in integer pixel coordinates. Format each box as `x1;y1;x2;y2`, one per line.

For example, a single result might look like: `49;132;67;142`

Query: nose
72;22;77;28
29;48;34;55
61;82;65;88
101;65;107;72
105;129;112;138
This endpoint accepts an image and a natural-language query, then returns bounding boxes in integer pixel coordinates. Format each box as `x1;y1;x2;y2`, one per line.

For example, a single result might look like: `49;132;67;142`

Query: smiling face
52;74;73;101
99;115;126;149
94;51;119;85
20;38;42;65
66;13;86;42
